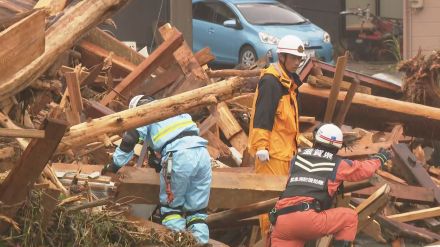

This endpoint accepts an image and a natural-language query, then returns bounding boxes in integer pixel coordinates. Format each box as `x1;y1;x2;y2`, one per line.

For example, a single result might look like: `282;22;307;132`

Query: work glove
256;149;270;163
148;147;162;173
371;148;393;169
101;161;120;175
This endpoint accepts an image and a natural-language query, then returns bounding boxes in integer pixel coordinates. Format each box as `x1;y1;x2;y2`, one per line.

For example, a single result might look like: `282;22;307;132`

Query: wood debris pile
0;0;440;246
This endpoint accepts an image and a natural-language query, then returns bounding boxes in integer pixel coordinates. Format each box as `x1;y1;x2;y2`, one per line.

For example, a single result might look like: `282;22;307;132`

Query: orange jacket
248;63;301;161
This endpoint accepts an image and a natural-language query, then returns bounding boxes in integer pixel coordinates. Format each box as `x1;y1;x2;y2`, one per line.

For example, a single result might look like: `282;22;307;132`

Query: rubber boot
333;240;352;247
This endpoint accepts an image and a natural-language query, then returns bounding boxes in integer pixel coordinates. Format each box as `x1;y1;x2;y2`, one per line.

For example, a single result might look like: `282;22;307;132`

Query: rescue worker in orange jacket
248;35;306;236
268;124;392;247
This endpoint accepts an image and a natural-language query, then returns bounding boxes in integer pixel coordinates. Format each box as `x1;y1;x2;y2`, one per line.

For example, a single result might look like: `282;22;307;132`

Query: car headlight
323;32;331;43
259;32;279;45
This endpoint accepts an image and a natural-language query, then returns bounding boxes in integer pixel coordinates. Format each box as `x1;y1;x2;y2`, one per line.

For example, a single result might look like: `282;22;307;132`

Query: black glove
371;148;392;169
148;147;162;173
101;161;120;175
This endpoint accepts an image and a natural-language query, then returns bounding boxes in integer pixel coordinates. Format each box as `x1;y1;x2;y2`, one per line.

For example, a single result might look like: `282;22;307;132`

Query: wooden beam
307;75;371;94
207;69;260;78
0;128;45;138
210;102;248;154
77;40;136;76
34;0;68;15
157;24;208;97
0;10;45;85
312;59;401;94
299;83;440;140
388;207;440;223
0;0;131;101
99;30;184;106
355;184;390;232
323;52;348;123
0;118;67;232
84;28;145;66
57;77;253;152
334;79;359;127
352;182;434;204
116;168;286;208
65;72;83;124
115;167;378;209
392;143;440;204
375;214;440;242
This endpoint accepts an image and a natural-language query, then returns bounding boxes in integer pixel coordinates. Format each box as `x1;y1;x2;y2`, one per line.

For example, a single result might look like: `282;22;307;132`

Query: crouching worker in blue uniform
101;95;212;244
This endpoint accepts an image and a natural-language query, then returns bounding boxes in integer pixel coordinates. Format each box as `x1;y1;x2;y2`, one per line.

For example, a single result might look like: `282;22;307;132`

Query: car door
209;2;242;64
192;2;216;54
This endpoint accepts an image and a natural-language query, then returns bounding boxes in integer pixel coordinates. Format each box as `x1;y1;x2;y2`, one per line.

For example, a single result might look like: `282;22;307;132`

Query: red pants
270;207;358;247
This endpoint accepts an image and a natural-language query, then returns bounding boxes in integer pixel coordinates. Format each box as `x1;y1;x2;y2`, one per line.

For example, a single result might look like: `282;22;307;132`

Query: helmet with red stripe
314;123;343;149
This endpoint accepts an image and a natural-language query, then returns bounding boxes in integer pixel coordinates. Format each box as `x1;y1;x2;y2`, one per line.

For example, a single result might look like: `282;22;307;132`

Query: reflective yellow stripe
162;214;183;223
152;119;194;142
187;216;205;223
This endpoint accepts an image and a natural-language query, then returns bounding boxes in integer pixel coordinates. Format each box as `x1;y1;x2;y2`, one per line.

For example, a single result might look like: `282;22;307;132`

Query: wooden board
392;143;440;204
116;167;378;209
0;10;45;84
34;0;68;15
388;207;440;223
300;83;440;140
0;119;67;232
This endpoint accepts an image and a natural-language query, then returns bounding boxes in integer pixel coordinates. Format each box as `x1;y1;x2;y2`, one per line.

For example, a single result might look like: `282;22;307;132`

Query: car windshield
236;3;306;25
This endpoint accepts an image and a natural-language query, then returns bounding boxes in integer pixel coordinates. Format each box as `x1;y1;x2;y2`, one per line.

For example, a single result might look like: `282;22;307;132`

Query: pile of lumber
1;1;440;246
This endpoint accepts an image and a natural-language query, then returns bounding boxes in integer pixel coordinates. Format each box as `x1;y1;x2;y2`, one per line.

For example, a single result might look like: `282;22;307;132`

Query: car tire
239;45;258;68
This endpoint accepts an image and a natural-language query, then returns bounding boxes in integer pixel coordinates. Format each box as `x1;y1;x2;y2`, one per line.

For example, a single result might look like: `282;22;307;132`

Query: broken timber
0;10;45;85
115;167;378;209
299;83;440;140
0;118;67;233
57;77;253;152
99;31;184;105
0;0;131;101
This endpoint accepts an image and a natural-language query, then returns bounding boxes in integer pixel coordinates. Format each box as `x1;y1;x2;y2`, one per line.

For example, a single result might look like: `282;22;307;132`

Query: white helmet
276;35;306;57
314;124;343;149
129;95;155;109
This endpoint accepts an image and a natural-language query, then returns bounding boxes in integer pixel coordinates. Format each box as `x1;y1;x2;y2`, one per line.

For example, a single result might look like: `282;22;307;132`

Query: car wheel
239;45;257;67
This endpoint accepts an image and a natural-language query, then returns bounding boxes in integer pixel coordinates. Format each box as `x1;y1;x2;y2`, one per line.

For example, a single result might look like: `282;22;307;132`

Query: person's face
280;53;303;73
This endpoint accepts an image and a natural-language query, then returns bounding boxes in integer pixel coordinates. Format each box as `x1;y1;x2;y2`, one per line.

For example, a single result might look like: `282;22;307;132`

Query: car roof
193;0;279;4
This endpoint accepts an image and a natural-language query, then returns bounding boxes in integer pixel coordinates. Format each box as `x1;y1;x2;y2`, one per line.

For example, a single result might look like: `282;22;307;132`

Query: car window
212;2;237;25
236;3;306;25
193;2;215;23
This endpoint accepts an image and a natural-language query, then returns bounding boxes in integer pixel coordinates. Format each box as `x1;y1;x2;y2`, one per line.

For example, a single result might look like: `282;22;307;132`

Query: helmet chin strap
279;53;289;75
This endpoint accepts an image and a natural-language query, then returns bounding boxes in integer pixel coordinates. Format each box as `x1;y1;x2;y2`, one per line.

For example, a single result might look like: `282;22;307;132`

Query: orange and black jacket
249;63;302;161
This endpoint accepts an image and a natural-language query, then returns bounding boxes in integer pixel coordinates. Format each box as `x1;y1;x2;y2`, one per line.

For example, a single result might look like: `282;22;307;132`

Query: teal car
192;0;334;66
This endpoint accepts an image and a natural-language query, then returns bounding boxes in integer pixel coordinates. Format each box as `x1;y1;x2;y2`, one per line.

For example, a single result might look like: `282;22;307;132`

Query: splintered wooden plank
116;167;286;208
158;23;208;96
116;167;377;209
0;128;45;138
299;83;440;140
77;40;136;76
65;72;83;124
355;184;390;232
323;52;348;123
34;0;68;15
99;31;184;106
388;207;440;223
0;118;67;232
352;182;434;204
0;10;45;85
210;102;248;154
376;214;440;242
392;143;440;204
84;28;145;66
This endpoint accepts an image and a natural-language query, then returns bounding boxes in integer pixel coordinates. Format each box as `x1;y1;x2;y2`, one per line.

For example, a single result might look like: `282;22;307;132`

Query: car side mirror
223;19;239;29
